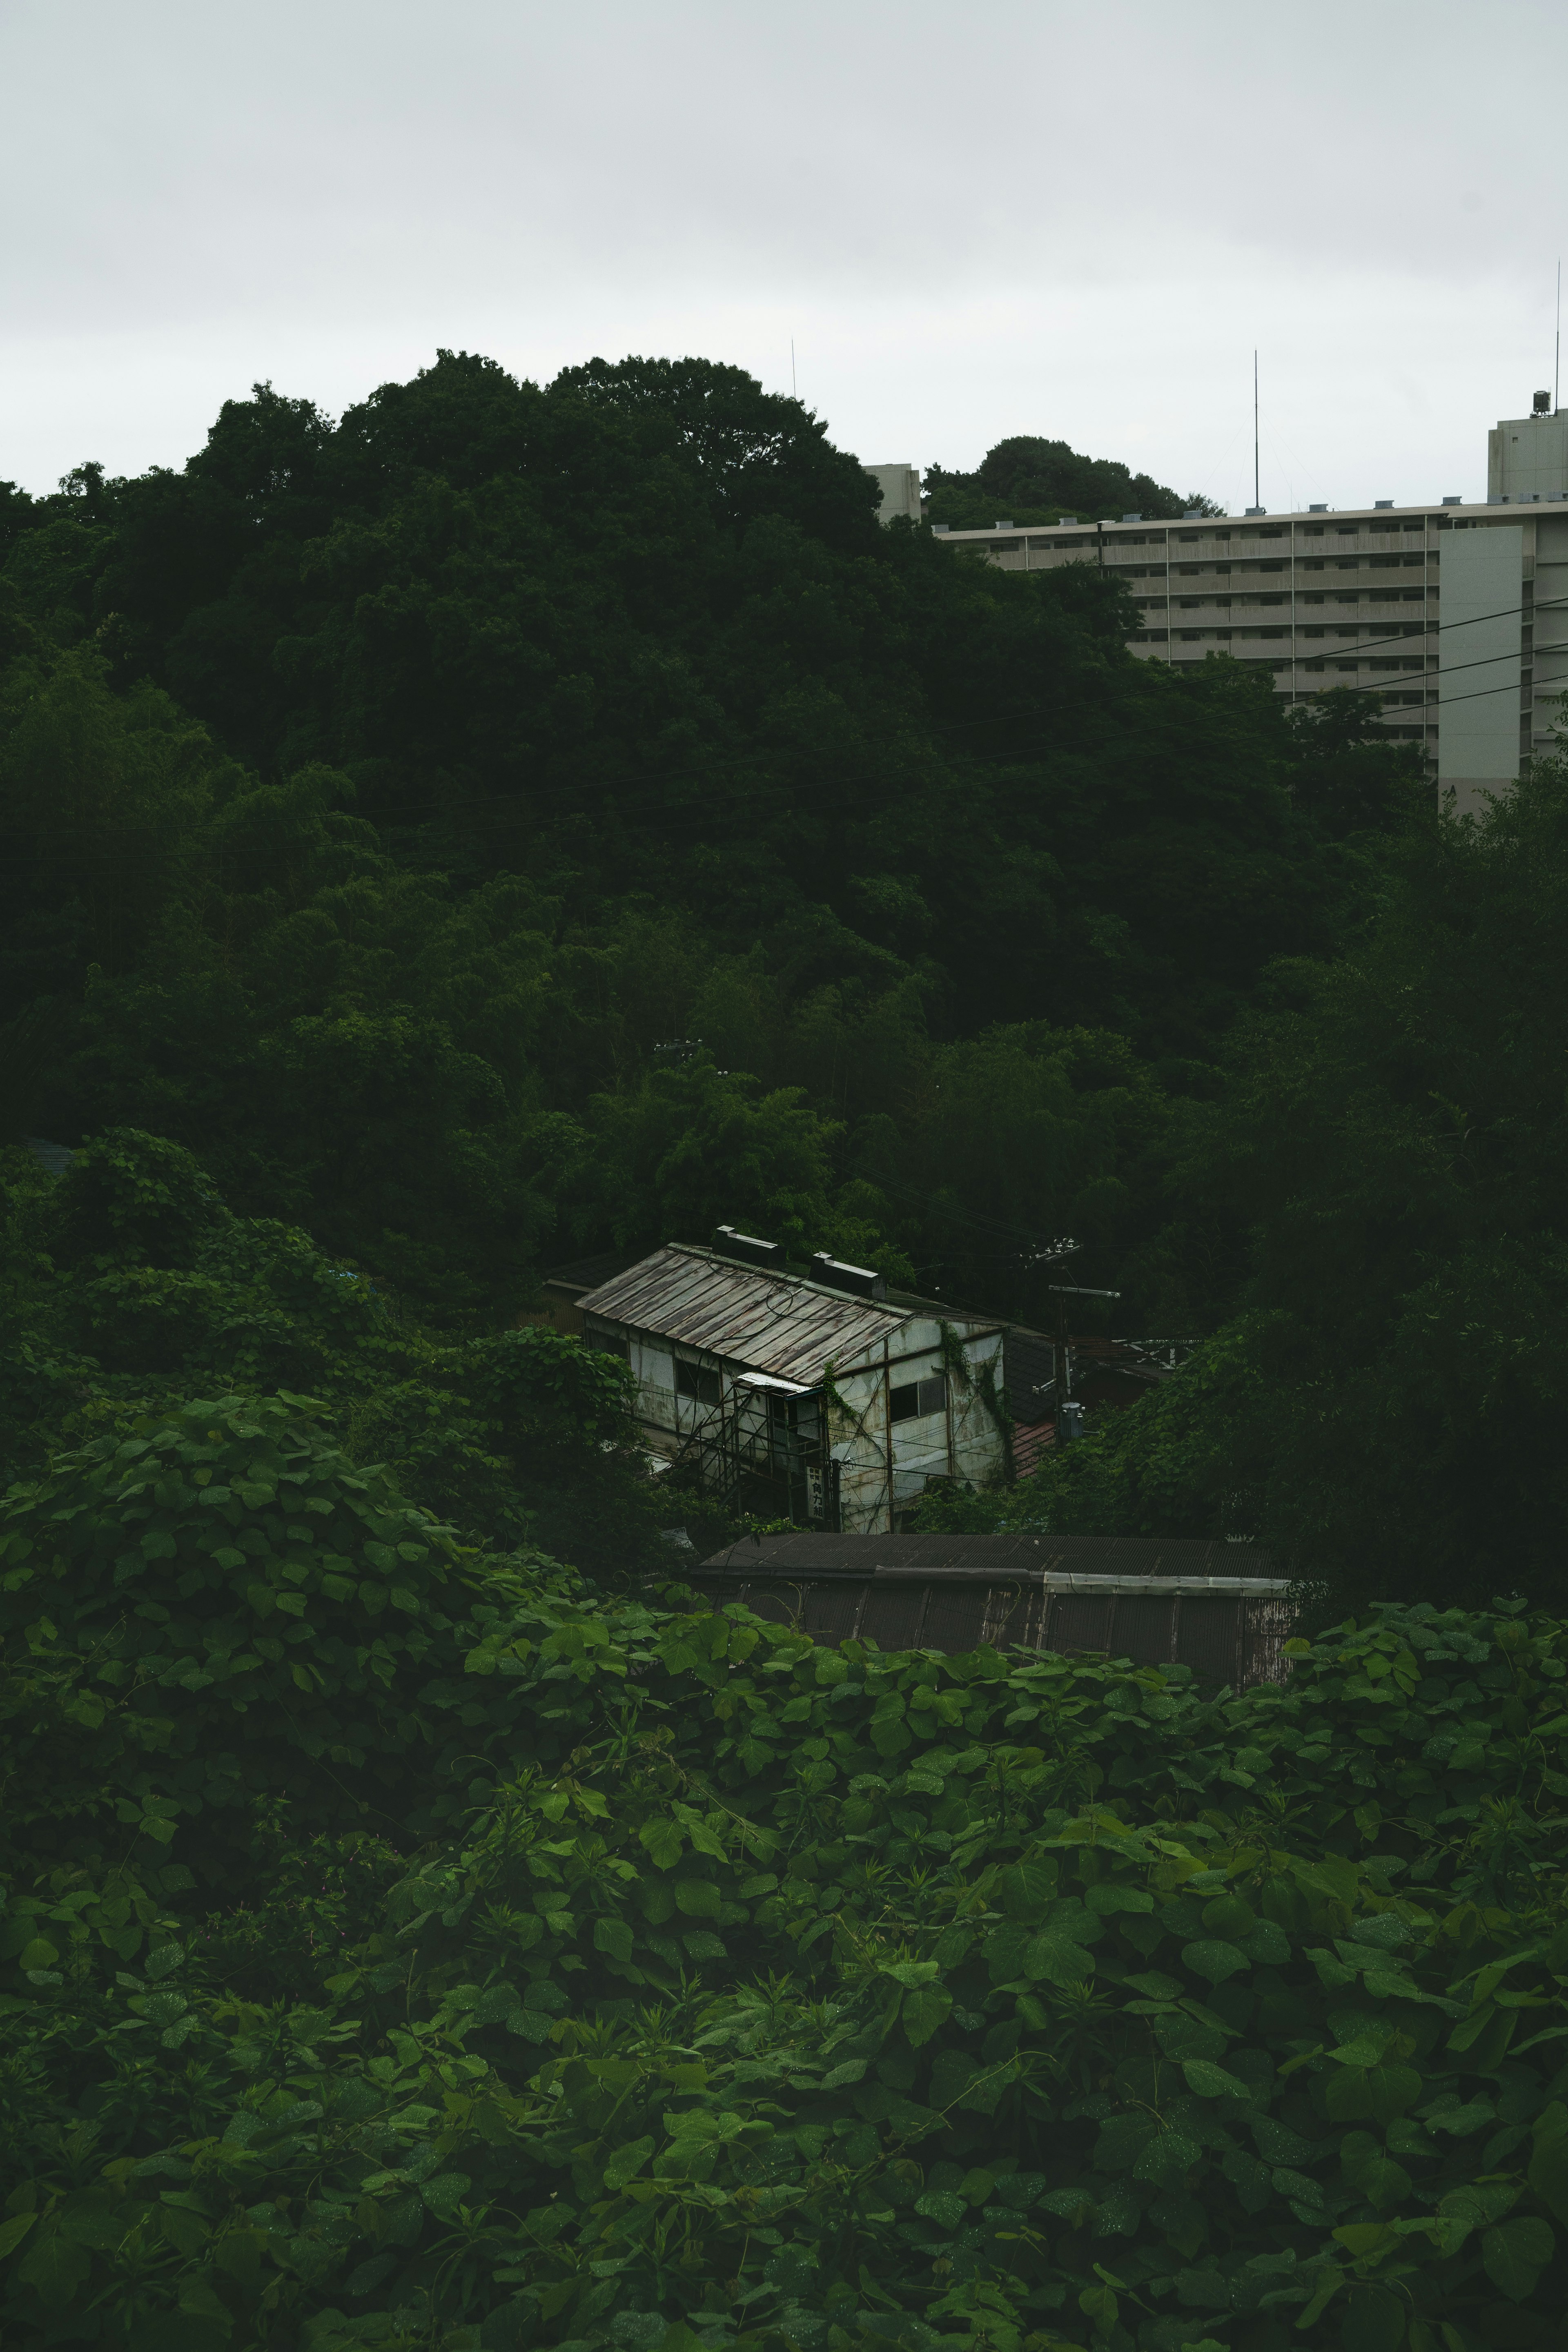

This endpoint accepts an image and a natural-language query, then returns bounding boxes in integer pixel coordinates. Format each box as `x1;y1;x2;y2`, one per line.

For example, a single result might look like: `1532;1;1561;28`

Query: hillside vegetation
0;1406;1566;2349
6;351;1568;2346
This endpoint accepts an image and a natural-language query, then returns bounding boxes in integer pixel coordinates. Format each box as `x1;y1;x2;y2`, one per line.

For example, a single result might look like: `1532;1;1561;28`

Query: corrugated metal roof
696;1530;1282;1579
578;1245;917;1386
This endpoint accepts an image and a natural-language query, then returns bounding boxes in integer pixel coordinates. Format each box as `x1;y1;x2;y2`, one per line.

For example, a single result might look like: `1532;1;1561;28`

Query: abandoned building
561;1230;1018;1531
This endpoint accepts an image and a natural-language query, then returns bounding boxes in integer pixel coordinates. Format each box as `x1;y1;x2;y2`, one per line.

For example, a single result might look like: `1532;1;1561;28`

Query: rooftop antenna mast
1556;263;1561;414
1254;349;1260;510
791;338;797;399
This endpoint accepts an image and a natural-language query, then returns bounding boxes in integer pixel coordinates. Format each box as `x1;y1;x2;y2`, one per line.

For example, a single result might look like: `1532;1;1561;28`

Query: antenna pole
791;339;797;399
1556;263;1561;413
1254;349;1260;509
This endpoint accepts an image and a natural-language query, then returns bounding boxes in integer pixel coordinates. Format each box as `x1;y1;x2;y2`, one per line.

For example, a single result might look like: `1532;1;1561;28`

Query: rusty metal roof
577;1244;923;1385
695;1530;1284;1584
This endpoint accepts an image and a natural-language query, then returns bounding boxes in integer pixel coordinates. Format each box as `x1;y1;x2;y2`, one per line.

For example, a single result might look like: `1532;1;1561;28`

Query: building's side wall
591;1304;1009;1528
1534;512;1568;742
1439;525;1524;814
866;464;922;525
829;1323;1008;1533
1490;415;1568;503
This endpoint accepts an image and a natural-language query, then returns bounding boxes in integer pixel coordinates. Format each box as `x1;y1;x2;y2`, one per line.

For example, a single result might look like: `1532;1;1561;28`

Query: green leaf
998;1860;1059;1919
1325;2065;1422;2125
1182;2058;1251;2100
604;2136;655;2191
639;1819;684;1871
1530;2129;1568;2223
1483;2216;1554;2301
0;2210;36;2260
902;1984;953;2047
593;1915;634;1963
1025;1927;1098;1986
1086;1883;1153;1915
880;1960;940;1987
915;2189;967;2228
673;1878;720;1918
18;2232;89;2310
1182;1940;1251;1985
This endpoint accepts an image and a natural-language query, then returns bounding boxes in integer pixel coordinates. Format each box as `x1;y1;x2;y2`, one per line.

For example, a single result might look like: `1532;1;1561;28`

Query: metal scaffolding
670;1373;840;1528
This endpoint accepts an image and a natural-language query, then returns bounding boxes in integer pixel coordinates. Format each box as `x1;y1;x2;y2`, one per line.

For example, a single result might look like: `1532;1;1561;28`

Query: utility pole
1254;350;1261;512
1046;1284;1121;1443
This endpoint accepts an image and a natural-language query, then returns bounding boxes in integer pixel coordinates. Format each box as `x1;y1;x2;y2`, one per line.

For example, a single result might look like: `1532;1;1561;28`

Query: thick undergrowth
2;1393;1567;2350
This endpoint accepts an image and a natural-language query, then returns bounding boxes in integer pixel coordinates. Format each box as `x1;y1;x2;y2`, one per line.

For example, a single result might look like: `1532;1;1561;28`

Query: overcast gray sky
3;0;1564;513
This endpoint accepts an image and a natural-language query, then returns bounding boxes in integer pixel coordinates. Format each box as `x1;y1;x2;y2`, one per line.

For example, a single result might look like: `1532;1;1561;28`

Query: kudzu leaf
639;1819;684;1870
1182;2058;1250;2100
1483;2216;1554;2302
902;1984;953;2047
1025;1927;1097;1986
914;2190;966;2228
604;2136;655;2191
1182;1940;1251;1985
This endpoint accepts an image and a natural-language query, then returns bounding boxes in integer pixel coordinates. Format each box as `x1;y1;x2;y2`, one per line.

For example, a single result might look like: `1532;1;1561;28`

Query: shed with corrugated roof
576;1238;1013;1532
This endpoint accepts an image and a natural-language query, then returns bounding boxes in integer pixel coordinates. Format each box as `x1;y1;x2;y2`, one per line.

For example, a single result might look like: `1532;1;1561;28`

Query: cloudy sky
4;0;1564;513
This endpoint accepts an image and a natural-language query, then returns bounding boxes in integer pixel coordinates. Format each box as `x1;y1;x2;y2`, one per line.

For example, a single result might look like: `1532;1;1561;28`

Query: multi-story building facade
878;405;1568;813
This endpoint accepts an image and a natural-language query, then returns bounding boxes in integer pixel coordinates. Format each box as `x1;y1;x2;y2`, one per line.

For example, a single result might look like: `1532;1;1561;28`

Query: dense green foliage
922;440;1221;533
913;748;1568;1604
8;348;1568;2352
1;355;1370;1333
0;1129;729;1577
4;1407;1568;2350
0;347;1561;1595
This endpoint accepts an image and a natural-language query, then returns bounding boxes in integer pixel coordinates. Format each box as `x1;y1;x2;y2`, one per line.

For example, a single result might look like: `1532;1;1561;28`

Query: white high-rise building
918;403;1568;815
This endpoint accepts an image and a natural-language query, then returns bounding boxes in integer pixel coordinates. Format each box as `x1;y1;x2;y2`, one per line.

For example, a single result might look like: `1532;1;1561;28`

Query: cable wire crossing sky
2;0;1565;510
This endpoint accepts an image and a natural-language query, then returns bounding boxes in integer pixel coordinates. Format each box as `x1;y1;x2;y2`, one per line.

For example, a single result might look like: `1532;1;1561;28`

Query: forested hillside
5;352;1568;2351
0;348;1562;1597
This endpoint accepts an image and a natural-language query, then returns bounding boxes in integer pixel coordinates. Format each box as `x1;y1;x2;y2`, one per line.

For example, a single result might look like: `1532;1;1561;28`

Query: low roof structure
682;1529;1294;1686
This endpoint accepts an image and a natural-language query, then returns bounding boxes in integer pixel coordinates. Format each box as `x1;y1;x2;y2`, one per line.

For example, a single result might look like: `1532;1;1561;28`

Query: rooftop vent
1534;390;1552;414
1121;511;1142;522
1182;508;1206;519
712;1225;784;1270
806;1253;887;1302
1442;495;1463;506
1245;506;1267;517
1488;495;1507;506
1309;503;1329;514
1059;514;1078;524
931;521;950;534
994;519;1014;530
1374;500;1394;510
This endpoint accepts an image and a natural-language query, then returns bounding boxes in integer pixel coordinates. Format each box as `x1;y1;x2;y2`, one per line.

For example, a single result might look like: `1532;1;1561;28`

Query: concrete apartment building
869;399;1568;811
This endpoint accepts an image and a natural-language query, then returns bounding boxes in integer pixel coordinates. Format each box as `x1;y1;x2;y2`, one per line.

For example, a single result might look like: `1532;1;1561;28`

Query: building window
675;1360;722;1405
891;1373;948;1423
588;1328;629;1357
